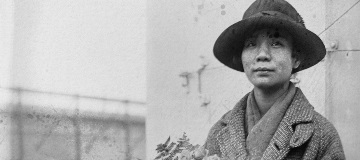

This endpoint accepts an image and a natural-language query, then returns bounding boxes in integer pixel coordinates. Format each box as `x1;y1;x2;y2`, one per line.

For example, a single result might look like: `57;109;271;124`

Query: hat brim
213;16;326;73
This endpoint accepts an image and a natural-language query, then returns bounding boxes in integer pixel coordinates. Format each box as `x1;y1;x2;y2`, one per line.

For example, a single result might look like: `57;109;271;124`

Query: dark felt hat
213;0;326;73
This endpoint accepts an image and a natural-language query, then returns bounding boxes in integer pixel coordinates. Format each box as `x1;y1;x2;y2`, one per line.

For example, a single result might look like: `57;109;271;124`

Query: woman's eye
245;41;256;47
271;41;282;47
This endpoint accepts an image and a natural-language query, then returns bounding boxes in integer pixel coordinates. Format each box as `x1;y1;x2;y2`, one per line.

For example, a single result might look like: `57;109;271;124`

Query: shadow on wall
0;88;146;160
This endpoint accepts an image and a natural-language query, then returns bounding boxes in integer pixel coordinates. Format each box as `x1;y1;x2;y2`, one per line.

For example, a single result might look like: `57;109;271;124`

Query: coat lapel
217;93;249;159
262;89;315;160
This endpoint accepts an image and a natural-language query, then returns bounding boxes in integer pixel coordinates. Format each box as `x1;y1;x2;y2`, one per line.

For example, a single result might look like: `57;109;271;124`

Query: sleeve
317;121;346;160
203;123;222;157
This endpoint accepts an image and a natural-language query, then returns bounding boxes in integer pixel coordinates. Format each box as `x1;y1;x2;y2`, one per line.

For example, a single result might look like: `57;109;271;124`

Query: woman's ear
293;60;300;69
292;50;301;69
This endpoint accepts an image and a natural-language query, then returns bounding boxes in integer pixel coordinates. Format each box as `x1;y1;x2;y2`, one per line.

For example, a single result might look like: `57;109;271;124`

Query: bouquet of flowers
154;133;225;160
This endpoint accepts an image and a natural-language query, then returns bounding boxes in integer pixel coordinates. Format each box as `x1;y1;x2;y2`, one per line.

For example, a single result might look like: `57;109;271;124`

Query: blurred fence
0;86;146;160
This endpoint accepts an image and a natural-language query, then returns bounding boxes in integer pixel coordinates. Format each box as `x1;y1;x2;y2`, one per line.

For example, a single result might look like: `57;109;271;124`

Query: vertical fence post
15;87;24;160
124;100;131;160
73;95;81;160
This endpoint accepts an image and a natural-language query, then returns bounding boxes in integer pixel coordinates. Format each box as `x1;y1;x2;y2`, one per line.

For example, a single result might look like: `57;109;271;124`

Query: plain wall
325;0;360;159
11;0;146;101
0;1;15;159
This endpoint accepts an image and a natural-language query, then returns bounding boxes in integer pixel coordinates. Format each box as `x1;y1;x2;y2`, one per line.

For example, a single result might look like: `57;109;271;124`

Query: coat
204;89;345;160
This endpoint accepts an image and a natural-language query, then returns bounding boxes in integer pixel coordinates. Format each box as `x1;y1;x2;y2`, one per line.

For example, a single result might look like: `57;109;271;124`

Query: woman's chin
251;77;274;87
253;82;274;90
251;78;284;89
252;79;290;91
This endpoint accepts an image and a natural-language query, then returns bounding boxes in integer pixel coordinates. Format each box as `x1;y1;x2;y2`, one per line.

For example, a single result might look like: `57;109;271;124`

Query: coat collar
216;88;315;160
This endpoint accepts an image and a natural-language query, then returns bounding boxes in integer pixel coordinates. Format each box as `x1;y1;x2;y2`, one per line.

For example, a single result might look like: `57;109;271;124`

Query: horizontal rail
0;86;146;105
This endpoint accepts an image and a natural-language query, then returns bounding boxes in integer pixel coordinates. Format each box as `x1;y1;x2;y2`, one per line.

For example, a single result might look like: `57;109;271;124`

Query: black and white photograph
0;0;359;159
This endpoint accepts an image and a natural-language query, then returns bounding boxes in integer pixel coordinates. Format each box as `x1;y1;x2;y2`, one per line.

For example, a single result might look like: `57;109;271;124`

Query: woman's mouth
254;67;274;72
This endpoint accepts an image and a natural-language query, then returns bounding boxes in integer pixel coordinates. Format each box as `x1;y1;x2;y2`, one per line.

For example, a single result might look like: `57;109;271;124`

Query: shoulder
203;92;249;156
312;112;340;142
208;110;232;136
205;110;231;143
203;110;231;156
311;111;345;159
206;93;248;138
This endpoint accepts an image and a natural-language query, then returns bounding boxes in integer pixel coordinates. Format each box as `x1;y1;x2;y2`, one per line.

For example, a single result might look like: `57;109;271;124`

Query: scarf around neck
245;83;296;159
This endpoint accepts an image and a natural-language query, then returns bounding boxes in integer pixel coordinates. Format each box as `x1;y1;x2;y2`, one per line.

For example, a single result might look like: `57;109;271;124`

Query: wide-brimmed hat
213;0;326;73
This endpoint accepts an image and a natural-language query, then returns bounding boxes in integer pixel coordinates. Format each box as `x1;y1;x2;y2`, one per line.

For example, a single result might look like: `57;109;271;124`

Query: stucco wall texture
147;0;360;159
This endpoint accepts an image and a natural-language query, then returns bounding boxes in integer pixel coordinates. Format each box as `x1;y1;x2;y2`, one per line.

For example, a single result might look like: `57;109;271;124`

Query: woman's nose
256;43;271;62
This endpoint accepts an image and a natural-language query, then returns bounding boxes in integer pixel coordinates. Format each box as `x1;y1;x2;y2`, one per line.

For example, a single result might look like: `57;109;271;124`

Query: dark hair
291;43;304;64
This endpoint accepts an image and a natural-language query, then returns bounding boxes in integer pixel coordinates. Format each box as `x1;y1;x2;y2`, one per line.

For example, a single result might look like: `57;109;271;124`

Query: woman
204;0;345;159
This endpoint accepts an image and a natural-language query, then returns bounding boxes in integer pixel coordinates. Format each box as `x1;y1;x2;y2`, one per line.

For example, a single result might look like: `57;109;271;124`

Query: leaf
178;133;189;142
156;136;171;153
165;142;176;152
154;152;165;159
164;136;171;146
154;133;217;160
156;144;166;153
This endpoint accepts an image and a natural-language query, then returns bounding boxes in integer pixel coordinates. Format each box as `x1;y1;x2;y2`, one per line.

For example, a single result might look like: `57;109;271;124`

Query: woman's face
241;28;299;89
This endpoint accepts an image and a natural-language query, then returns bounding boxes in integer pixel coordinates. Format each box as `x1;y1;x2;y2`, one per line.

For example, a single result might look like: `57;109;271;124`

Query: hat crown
213;0;326;73
243;0;304;27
